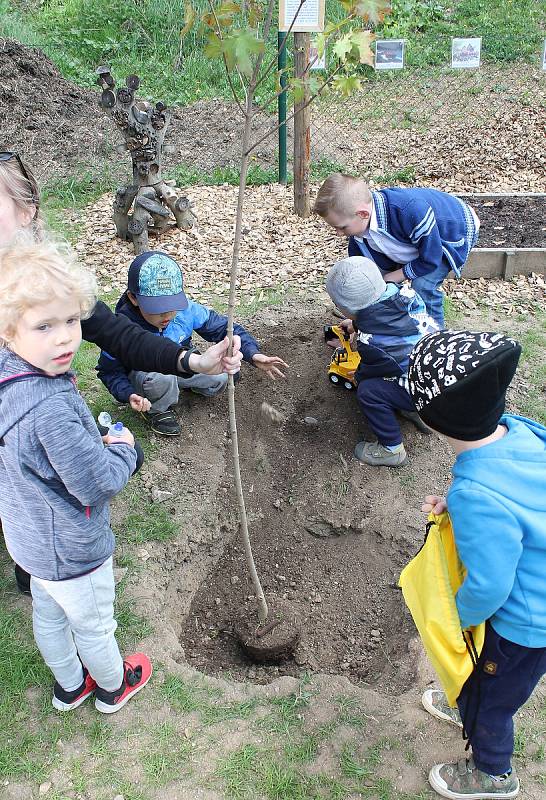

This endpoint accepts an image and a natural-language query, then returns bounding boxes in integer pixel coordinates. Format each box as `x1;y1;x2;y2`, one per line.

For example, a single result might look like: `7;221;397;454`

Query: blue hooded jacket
348;188;479;279
0;349;136;581
96;293;260;404
448;415;546;647
353;284;438;383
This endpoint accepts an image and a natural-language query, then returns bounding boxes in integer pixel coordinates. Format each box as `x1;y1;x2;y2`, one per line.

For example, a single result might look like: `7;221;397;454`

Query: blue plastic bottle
98;411;127;438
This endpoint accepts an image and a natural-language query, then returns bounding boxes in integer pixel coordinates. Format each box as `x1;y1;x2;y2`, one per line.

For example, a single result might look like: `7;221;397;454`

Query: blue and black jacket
348;188;479;280
96;293;260;404
353;284;437;384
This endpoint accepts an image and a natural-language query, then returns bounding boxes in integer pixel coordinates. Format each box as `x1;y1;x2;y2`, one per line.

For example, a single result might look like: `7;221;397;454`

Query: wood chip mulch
75;184;545;315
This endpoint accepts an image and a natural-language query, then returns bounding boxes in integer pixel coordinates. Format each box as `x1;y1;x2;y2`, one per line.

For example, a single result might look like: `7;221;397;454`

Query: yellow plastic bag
398;512;485;707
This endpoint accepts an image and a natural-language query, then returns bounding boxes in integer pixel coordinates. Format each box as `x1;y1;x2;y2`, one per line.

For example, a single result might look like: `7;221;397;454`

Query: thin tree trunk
227;91;269;623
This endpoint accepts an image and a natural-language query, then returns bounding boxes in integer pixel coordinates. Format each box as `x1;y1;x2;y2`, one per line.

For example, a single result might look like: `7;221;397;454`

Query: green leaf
203;1;241;29
180;1;196;39
332;33;353;62
332;74;361;96
346;0;391;24
231;28;265;76
314;32;326;58
289;77;305;102
348;29;375;65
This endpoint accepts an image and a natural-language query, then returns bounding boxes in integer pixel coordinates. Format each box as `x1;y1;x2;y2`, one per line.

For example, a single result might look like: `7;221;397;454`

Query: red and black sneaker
52;668;97;711
94;653;152;714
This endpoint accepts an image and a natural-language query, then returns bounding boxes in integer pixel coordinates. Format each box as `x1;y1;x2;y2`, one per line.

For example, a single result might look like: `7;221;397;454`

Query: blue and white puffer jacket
353;283;438;384
96;293;260;404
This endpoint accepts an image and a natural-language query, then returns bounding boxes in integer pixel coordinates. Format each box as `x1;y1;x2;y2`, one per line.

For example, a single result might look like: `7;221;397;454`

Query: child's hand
104;428;135;448
252;353;288;380
421;495;447;514
129;394;151;412
383;268;406;284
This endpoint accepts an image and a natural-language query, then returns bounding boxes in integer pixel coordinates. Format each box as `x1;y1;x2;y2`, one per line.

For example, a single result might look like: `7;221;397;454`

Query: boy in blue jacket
408;329;546;800
314;173;480;328
97;251;287;436
0;241;152;714
325;255;437;467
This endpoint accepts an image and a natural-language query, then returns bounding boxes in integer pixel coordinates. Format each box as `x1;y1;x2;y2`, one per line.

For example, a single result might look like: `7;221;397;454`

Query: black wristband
179;346;198;376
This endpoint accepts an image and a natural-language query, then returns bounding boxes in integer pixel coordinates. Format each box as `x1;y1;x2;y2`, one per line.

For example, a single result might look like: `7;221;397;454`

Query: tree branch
252;0;307;93
207;0;247;115
244;62;345;156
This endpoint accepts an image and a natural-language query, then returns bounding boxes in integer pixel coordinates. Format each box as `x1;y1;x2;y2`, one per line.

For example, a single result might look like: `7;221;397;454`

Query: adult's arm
82;301;183;375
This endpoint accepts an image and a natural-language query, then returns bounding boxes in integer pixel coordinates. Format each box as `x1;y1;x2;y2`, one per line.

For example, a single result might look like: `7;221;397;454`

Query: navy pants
457;622;546;775
356;377;415;447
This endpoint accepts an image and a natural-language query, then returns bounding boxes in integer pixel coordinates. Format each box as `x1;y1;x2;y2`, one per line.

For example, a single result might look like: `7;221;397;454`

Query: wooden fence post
293;32;311;217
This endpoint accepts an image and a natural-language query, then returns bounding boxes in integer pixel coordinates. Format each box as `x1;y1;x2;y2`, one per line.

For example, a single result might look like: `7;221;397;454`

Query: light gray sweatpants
31;557;124;692
129;370;228;412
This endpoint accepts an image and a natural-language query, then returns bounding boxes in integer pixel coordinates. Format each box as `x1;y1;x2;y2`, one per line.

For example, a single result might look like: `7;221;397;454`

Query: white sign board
375;39;405;70
309;42;327;70
542;39;546;70
279;0;325;32
451;37;482;69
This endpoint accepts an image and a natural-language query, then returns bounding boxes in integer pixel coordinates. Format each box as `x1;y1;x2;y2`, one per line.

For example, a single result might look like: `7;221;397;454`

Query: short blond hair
0;157;43;242
0;241;97;342
313;174;372;218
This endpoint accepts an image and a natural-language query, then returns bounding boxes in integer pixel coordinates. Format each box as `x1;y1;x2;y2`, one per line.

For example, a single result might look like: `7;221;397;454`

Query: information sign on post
451;37;482;69
279;0;325;32
542;40;546;70
374;39;405;70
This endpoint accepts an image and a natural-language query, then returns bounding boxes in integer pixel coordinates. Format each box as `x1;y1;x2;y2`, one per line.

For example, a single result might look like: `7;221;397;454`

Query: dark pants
458;622;546;776
356;377;415;447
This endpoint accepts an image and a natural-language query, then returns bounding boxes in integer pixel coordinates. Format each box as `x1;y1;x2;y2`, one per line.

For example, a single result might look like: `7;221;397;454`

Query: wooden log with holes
96;67;197;254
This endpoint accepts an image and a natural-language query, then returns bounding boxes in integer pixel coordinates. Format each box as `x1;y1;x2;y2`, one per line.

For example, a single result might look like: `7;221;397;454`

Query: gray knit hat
325;256;386;314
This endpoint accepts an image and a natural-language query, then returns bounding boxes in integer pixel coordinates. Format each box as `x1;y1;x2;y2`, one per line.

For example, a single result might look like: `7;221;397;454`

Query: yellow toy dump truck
323;325;361;391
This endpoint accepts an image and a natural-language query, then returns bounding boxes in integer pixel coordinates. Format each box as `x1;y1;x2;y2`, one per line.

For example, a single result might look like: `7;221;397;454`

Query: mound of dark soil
0;38;115;181
179;305;448;693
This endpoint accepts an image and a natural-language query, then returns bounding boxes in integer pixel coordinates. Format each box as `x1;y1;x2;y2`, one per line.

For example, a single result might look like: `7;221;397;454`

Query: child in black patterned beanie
407;329;546;800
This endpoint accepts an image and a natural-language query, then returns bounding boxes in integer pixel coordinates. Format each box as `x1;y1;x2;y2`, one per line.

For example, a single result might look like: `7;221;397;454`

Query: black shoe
14;563;31;595
142;409;180;436
52;667;97;712
399;410;433;435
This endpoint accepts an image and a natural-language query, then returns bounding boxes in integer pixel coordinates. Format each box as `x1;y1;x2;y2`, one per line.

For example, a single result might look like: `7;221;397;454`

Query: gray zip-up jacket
0;349;136;580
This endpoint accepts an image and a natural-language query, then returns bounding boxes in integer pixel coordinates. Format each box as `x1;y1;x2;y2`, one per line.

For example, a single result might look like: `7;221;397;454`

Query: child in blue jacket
408;329;546;800
314;173;480;328
97;251;287;436
325;256;437;467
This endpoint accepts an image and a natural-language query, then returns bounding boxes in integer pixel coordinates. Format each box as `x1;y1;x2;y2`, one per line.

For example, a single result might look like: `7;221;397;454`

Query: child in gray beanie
325;256;437;466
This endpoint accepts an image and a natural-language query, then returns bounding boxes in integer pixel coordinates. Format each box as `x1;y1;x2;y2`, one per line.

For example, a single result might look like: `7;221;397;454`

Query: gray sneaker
354;441;407;467
422;688;463;728
429;756;519;799
399;409;433;435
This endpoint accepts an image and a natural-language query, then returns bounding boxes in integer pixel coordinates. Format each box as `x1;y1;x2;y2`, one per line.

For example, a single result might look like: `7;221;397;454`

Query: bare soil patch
469;195;546;248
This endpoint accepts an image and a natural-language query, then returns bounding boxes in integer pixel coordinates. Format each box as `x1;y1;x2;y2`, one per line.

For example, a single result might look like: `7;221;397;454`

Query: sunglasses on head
0;151;39;204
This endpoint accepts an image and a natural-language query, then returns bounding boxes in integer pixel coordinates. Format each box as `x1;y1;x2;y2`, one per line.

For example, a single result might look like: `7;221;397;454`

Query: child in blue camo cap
97;251;287;436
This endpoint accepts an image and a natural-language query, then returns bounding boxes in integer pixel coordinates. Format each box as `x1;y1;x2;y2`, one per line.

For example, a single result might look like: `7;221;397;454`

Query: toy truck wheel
343;380;354;391
329;373;340;385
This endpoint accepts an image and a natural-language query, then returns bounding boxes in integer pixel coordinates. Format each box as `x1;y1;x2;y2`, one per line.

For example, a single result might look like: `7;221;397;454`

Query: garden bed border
456;193;546;279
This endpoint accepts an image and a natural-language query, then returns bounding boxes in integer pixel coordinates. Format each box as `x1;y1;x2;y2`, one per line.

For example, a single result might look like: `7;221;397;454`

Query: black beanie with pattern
408;330;521;441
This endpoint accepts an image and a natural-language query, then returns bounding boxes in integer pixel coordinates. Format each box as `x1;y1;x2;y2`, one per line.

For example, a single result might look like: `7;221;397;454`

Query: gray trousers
31;557;124;692
129;370;228;412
